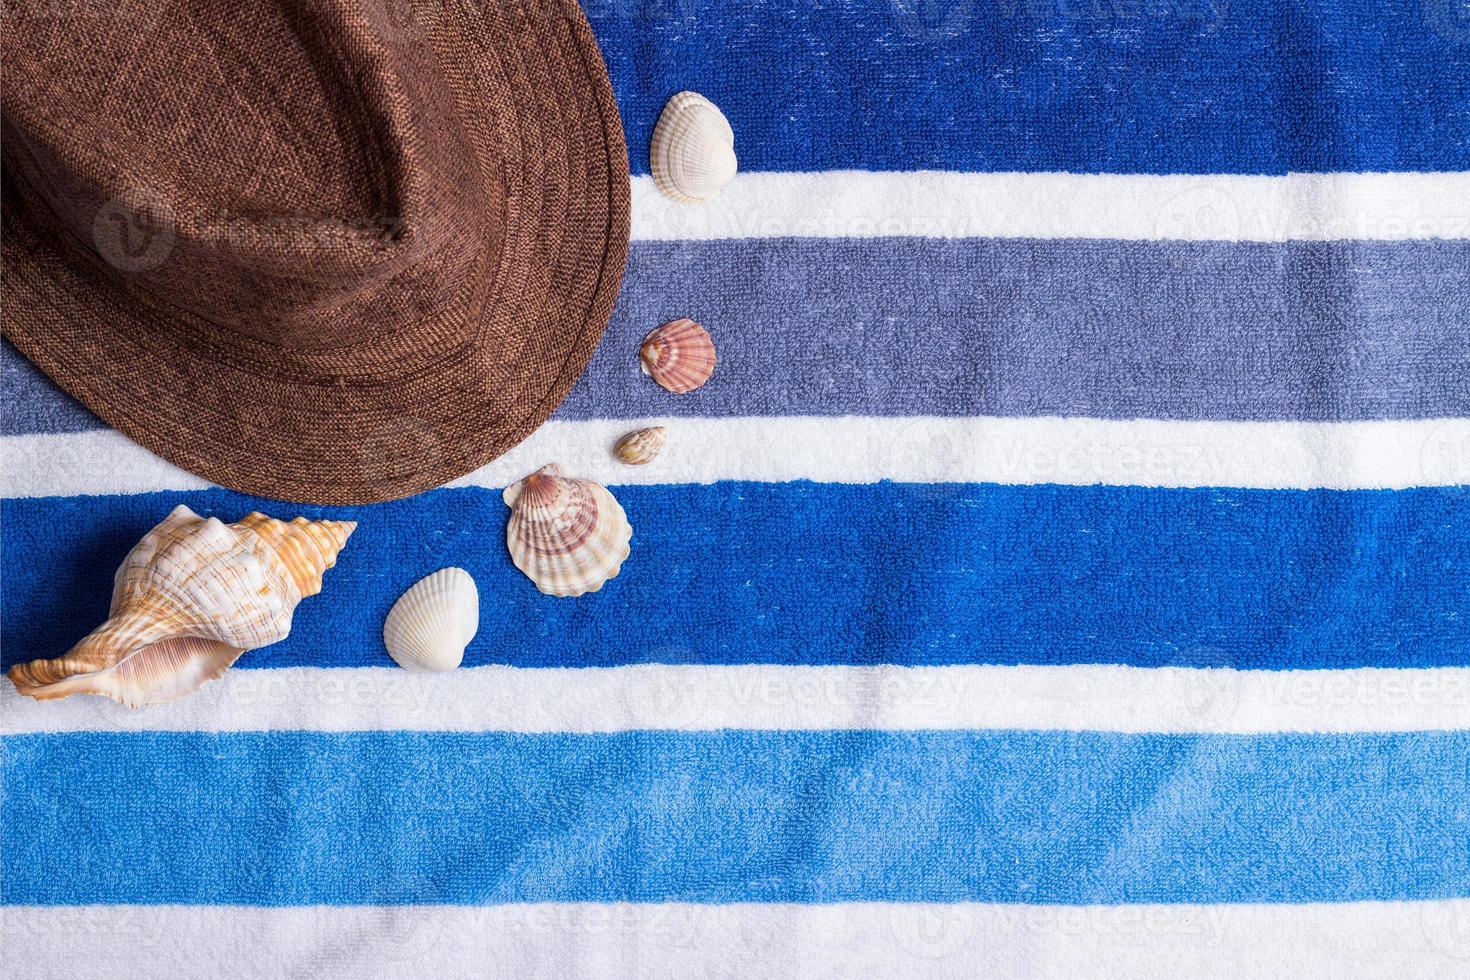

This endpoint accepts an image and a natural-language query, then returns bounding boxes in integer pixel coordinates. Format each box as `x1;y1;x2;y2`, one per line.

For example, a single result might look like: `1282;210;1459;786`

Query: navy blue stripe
563;238;1470;422
5;238;1468;434
3;483;1466;672
1;338;98;436
590;0;1470;173
3;729;1467;905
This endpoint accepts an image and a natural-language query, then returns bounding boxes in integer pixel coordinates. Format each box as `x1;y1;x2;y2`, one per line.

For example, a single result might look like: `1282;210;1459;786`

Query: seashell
650;91;737;203
13;636;246;707
503;463;632;597
614;426;667;465
640;318;716;394
383;568;479;672
7;505;355;707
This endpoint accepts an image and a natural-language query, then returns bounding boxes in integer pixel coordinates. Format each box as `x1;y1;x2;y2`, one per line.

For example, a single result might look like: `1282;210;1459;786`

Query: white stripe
4;416;1467;498
4;900;1468;980
0;429;213;497
6;663;1469;736
631;171;1470;242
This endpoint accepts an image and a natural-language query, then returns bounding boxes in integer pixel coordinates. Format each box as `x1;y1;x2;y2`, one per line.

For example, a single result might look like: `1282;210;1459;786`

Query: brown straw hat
2;0;630;504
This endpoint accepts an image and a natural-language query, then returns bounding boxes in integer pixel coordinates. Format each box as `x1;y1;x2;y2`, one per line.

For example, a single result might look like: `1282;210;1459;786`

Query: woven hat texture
1;0;631;503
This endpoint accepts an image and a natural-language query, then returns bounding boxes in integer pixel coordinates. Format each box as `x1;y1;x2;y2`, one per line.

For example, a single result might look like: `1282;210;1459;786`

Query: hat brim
1;1;630;505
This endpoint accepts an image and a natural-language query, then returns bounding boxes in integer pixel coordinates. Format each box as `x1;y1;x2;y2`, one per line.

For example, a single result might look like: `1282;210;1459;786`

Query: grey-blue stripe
5;238;1467;435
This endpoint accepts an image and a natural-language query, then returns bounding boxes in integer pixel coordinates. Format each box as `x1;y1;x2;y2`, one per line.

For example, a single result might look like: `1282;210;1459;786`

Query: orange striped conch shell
503;463;632;597
7;505;355;707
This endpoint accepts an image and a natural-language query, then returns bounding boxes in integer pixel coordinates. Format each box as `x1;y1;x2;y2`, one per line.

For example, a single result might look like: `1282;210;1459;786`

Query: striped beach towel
3;2;1469;977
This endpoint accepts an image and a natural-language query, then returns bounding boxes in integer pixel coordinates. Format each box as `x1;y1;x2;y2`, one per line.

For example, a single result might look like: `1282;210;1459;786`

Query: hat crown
2;0;489;350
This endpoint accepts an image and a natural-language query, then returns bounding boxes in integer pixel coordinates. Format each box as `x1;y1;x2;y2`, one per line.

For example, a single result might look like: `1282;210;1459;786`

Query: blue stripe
5;238;1467;434
4;483;1467;672
1;339;97;436
590;0;1470;173
3;729;1466;905
562;238;1470;423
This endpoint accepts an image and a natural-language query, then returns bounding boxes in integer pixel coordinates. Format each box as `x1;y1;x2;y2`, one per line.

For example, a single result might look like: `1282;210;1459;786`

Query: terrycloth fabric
3;485;1468;671
6;729;1469;904
3;2;1469;978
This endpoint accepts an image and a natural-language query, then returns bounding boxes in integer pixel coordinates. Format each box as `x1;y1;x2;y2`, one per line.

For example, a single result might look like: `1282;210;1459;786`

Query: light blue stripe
3;483;1467;672
5;238;1469;434
590;0;1470;173
3;729;1467;905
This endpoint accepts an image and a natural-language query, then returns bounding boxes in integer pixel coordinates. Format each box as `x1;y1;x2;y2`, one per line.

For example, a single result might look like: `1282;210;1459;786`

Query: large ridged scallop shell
503;463;632;597
650;91;737;203
640;319;716;394
383;568;479;672
7;505;355;707
614;426;667;465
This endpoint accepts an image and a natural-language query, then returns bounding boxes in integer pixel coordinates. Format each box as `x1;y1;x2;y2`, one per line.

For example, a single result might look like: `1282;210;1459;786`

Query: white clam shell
650;91;737;203
383;568;479;672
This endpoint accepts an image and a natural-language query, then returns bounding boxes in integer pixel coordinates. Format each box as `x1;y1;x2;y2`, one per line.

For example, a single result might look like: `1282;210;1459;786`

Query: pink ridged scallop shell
503;464;632;597
640;319;716;394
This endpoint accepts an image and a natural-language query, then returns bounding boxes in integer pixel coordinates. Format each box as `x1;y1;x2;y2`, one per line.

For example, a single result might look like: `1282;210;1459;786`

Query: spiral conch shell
7;505;355;707
614;426;667;465
504;463;632;597
650;91;737;203
640;319;716;394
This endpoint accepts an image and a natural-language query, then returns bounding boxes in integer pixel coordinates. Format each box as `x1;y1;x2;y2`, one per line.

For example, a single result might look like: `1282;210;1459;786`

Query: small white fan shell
650;91;738;203
382;568;479;672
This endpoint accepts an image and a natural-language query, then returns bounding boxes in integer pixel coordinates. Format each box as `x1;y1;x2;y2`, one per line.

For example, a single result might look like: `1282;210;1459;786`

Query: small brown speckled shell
503;463;632;597
640;319;716;394
614;427;667;465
